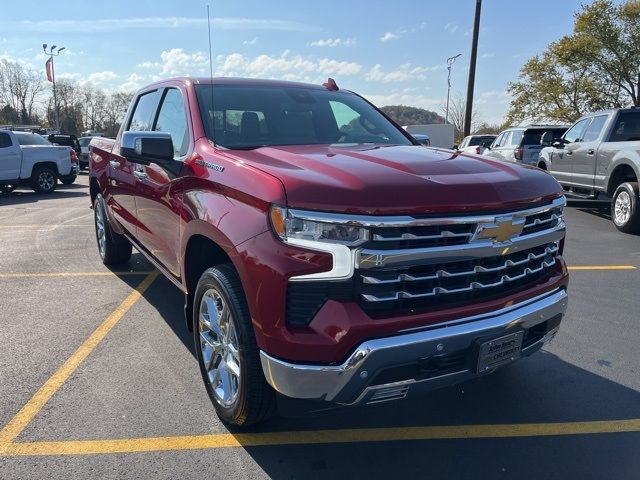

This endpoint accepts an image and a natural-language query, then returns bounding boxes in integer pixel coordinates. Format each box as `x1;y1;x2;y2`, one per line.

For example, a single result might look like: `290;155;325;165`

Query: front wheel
31;166;57;193
194;265;275;427
612;182;640;234
59;174;77;185
93;193;132;265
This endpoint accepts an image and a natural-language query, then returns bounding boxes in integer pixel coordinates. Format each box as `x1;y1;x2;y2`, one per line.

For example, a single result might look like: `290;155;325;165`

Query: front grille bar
523;212;562;229
372;230;473;242
361;257;557;302
361;243;559;285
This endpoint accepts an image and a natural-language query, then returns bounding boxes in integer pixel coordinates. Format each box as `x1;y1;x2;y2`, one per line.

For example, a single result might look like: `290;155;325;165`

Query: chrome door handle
587;149;595;155
566;150;573;155
109;160;120;169
133;170;148;180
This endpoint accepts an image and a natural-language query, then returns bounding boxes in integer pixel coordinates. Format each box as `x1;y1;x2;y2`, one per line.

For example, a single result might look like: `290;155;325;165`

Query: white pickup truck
0;130;79;194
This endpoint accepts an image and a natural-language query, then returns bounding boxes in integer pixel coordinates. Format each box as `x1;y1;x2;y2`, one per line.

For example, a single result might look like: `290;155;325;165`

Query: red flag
45;58;54;82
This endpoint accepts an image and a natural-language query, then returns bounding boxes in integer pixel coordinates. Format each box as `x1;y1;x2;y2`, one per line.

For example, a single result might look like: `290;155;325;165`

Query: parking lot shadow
0;186;89;206
567;198;613;222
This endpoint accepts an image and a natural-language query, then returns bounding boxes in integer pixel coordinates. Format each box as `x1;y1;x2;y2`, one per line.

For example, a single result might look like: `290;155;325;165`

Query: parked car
485;126;568;165
78;137;93;169
457;134;497;155
538;108;640;233
0;130;79;193
90;77;568;426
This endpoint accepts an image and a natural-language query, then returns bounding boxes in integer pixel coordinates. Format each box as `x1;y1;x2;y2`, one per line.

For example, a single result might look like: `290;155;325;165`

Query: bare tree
0;59;45;124
441;94;479;142
103;91;133;136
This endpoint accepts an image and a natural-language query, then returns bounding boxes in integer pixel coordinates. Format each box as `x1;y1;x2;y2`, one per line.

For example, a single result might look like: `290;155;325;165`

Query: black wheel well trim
32;162;59;176
183;234;233;331
607;163;638;196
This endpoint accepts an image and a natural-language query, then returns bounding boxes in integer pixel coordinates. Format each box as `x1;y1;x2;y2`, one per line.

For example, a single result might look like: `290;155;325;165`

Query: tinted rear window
14;133;51;146
610;111;640;142
522;129;566;146
468;136;496;146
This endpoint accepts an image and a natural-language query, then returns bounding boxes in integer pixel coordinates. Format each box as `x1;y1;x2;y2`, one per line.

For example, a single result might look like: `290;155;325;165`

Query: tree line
0;58;133;137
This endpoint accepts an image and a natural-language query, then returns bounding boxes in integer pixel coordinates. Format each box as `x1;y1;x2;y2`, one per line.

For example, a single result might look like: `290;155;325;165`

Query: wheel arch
607;162;638;196
32;161;59;177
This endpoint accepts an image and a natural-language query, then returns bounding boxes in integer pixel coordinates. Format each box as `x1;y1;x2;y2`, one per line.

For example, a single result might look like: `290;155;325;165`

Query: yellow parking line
2;418;640;456
0;271;153;279
0;272;159;448
568;265;637;270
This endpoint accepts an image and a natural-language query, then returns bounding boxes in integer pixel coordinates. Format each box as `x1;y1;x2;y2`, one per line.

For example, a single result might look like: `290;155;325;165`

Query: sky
0;0;605;124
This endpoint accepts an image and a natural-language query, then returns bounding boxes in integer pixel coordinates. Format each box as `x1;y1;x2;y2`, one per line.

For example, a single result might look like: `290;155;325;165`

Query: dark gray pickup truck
538;108;640;233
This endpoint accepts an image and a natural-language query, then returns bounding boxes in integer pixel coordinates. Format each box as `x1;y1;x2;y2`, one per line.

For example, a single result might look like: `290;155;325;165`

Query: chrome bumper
260;288;568;405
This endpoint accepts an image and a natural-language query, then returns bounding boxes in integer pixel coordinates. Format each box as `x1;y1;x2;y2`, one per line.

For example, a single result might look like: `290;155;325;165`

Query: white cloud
366;63;442;83
19;17;311;33
78;71;119;87
243;37;258;46
57;72;81;81
119;73;145;91
215;51;362;79
309;37;355;47
139;48;209;78
380;32;399;42
444;22;459;33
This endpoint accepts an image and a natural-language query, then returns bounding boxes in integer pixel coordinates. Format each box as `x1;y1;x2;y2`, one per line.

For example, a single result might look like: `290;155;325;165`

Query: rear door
134;86;191;277
549;118;589;185
0;132;21;181
107;89;161;237
569;115;609;189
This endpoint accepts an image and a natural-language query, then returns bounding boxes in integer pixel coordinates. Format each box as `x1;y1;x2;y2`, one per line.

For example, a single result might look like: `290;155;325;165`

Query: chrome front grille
354;197;566;316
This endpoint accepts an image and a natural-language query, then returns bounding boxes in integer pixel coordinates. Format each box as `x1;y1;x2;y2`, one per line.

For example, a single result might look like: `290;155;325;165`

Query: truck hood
225;144;563;215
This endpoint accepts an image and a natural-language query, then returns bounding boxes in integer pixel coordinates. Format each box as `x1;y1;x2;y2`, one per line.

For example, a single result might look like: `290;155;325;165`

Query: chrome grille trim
361;243;559;285
523;212;562;229
372;230;473;242
357;221;565;269
361;258;557;302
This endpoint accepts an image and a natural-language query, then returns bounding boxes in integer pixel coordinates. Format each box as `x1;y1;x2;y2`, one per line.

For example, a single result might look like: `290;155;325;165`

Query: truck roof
140;76;334;92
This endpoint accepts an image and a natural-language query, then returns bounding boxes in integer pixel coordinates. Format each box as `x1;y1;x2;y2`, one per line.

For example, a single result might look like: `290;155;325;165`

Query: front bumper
260;288;567;405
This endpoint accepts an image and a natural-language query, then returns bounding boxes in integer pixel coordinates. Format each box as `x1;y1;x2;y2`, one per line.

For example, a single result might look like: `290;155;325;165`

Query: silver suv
485;125;568;166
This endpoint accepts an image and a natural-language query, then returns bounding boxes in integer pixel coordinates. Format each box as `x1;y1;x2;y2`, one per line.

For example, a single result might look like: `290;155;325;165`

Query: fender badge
195;159;225;172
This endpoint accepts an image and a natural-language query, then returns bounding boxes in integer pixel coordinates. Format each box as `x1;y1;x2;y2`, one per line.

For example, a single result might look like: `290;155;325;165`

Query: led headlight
269;205;368;281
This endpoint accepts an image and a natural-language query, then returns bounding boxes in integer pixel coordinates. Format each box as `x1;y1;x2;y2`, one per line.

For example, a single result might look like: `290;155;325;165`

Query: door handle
587;149;595;155
109;160;120;169
133;170;148;180
566;150;573;155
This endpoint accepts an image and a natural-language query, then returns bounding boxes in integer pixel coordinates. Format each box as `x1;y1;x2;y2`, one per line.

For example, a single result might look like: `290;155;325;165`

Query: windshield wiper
227;145;267;151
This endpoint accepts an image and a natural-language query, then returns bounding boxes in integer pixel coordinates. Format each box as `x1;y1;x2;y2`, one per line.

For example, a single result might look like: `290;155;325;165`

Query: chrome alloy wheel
199;288;241;407
95;200;106;258
38;171;55;191
614;190;632;225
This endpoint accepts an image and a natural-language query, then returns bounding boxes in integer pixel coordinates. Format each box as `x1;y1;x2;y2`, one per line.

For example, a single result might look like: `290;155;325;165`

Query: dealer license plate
476;331;524;373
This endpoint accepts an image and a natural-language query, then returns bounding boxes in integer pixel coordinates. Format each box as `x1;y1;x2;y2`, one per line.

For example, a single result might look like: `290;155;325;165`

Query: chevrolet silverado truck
538;108;640;233
0;130;79;194
89;77;569;426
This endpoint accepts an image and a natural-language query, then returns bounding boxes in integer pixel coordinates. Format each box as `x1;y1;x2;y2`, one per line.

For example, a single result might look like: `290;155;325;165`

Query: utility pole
42;44;65;132
445;54;461;124
463;0;482;137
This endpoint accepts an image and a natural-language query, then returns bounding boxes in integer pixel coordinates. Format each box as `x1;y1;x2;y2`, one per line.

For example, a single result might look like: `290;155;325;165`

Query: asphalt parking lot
0;173;639;479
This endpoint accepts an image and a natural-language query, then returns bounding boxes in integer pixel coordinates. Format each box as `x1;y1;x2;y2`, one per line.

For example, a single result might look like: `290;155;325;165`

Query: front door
106;89;161;237
134;87;191;277
570;114;608;189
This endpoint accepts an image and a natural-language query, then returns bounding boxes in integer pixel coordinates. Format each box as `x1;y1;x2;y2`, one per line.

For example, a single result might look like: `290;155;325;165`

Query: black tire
59;174;77;185
193;265;275;427
31;166;57;193
80;161;89;170
0;185;16;194
612;182;640;233
93;193;132;265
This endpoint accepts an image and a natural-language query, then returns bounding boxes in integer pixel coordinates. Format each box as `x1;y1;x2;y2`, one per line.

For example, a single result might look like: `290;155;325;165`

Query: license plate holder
476;331;524;373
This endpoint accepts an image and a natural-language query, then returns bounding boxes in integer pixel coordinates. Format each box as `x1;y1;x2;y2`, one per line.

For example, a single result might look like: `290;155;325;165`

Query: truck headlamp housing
269;205;368;281
270;206;368;246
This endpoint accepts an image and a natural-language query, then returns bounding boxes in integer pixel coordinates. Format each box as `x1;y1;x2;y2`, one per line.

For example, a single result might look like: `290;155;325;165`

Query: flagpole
43;44;64;133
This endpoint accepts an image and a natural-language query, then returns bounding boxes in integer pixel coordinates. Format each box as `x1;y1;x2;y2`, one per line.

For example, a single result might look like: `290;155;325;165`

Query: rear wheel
93;193;132;265
194;265;275;426
31;166;57;193
611;182;640;233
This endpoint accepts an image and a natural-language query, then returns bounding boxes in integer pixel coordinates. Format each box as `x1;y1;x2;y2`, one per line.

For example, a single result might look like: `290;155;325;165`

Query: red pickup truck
89;77;569;426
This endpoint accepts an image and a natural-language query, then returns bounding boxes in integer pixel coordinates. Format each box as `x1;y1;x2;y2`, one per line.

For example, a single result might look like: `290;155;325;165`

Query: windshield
14;132;51;146
195;85;412;150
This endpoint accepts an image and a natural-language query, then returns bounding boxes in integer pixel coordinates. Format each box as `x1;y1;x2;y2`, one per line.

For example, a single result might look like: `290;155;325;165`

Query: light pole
445;53;461;124
463;0;482;137
42;44;65;132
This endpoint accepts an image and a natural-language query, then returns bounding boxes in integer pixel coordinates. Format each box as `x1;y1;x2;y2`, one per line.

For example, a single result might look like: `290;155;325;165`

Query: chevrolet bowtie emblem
473;216;525;243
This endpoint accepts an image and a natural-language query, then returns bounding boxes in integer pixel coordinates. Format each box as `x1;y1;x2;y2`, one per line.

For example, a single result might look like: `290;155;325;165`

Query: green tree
380;105;444;126
507;0;638;124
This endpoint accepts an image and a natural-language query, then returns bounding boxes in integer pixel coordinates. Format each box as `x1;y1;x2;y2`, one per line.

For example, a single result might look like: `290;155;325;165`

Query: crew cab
89;77;569;426
538;108;640;233
0;130;79;194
